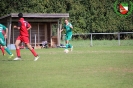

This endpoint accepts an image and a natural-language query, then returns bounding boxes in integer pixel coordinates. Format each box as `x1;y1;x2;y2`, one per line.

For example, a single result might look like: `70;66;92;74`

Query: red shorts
16;36;29;44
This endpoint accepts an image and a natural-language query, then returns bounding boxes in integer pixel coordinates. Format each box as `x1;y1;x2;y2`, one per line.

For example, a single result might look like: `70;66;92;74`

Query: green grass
0;40;133;88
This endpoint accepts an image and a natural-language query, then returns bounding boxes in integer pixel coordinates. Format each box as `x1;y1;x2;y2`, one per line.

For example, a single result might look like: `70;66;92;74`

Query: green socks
65;44;72;49
4;47;12;55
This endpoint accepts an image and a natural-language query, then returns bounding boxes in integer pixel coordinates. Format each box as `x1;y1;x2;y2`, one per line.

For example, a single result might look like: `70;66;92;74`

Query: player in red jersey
13;13;39;61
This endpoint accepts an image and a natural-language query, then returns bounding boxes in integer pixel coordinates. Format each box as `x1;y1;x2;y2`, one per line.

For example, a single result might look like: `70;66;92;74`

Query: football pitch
0;41;133;88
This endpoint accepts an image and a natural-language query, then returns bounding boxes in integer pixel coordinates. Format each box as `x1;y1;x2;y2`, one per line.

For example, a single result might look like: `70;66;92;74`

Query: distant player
13;13;39;61
61;18;73;52
0;23;14;58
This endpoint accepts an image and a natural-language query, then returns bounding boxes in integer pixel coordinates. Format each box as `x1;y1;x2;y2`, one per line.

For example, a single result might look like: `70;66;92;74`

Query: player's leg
26;43;38;56
70;44;73;51
67;34;73;51
3;46;14;58
65;40;69;49
64;35;69;53
67;41;73;51
2;38;6;55
14;37;21;60
26;43;39;61
23;36;39;61
65;35;69;49
15;40;21;57
68;42;72;48
0;45;5;56
0;38;13;58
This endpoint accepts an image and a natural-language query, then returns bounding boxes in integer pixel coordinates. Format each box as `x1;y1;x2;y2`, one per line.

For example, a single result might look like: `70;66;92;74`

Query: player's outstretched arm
60;29;64;32
70;24;73;29
13;25;20;30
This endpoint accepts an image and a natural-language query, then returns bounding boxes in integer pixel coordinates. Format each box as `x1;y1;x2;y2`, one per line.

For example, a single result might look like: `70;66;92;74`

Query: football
64;49;69;53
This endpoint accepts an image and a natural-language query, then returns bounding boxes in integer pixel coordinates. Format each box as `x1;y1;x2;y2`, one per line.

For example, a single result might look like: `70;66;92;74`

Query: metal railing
63;32;133;46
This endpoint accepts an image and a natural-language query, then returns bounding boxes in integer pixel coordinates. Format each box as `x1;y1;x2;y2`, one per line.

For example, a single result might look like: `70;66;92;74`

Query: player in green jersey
61;18;73;53
0;24;13;58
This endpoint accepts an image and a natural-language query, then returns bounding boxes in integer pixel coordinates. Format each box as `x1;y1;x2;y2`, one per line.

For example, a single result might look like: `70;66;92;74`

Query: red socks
1;47;5;55
30;49;38;57
16;49;21;58
16;48;38;57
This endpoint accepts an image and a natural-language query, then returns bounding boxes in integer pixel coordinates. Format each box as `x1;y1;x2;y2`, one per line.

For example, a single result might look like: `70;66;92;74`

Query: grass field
0;40;133;88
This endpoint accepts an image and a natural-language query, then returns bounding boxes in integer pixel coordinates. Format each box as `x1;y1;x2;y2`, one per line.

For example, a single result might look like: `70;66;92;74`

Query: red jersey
18;18;31;36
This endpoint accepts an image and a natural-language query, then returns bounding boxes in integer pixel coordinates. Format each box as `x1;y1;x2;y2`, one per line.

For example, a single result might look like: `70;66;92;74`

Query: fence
62;32;133;46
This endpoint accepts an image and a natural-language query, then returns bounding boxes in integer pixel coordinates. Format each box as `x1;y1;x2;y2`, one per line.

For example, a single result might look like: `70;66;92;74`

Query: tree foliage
0;0;133;34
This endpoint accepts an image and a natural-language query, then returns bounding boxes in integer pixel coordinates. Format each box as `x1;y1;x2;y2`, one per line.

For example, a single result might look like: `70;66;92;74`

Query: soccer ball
64;49;69;53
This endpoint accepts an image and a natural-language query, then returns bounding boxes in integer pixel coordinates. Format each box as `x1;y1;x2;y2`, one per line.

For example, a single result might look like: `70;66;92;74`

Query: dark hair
65;18;69;21
18;13;23;18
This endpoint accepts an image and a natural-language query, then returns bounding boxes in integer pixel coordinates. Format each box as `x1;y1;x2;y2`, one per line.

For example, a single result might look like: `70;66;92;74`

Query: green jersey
64;22;72;35
0;24;6;38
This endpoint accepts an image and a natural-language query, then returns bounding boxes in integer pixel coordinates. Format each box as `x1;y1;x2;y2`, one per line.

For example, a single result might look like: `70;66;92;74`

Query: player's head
65;18;69;24
18;13;23;18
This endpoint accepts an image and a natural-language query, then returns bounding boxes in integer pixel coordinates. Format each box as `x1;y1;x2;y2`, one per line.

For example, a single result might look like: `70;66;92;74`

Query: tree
0;0;132;37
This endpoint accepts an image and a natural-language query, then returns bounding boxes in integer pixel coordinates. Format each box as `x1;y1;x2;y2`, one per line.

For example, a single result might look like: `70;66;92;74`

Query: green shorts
65;34;72;41
0;37;6;46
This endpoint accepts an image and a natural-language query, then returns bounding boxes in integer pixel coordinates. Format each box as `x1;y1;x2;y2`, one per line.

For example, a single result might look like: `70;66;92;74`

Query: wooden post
35;34;36;48
44;24;47;41
38;23;40;43
30;27;31;44
8;17;12;45
57;20;59;46
59;24;62;43
118;33;120;46
90;33;93;47
13;25;14;44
